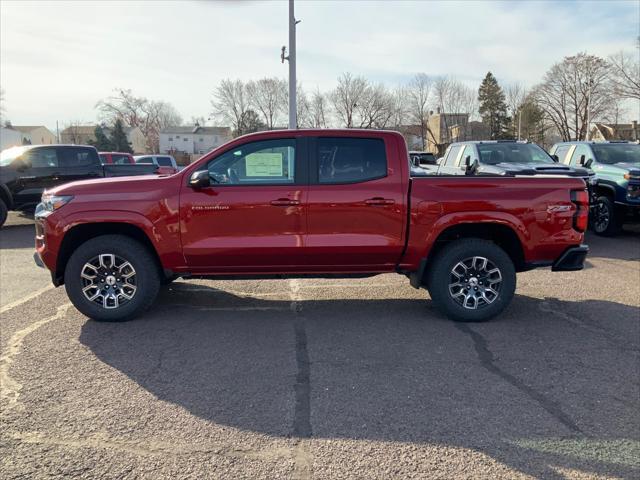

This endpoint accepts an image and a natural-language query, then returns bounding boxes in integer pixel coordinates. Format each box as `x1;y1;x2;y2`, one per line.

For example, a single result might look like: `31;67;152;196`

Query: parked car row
0;145;178;227
410;139;639;236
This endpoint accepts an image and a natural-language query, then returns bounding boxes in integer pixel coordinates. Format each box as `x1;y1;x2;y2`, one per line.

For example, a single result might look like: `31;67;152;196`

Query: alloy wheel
80;254;137;309
448;256;502;310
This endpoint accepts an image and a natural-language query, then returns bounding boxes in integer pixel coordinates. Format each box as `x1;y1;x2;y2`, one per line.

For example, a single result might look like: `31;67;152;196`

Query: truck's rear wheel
0;198;7;228
426;239;516;322
64;235;160;321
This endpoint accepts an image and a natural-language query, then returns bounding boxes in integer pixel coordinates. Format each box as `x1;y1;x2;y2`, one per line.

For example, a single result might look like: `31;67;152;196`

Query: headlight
36;194;74;216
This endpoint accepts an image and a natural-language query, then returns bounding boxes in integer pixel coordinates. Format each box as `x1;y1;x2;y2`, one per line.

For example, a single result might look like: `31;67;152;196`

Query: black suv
0;144;158;227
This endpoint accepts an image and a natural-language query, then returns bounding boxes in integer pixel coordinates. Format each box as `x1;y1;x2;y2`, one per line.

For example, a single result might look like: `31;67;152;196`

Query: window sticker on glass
245;153;283;176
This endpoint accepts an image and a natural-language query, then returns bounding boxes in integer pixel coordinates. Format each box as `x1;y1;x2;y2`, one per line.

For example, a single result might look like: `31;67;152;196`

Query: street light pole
288;0;297;129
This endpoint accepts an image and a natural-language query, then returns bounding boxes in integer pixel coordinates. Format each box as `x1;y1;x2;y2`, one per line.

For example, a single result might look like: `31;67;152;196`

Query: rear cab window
316;137;387;184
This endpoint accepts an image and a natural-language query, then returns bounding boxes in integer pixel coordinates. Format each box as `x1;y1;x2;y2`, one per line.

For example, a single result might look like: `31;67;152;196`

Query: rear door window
59;148;98;168
316;137;387;184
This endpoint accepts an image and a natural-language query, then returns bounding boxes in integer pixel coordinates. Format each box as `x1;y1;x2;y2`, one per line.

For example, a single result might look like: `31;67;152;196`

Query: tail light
570;189;589;232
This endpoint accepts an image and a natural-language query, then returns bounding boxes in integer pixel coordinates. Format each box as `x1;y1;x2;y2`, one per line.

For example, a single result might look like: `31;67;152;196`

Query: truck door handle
270;198;300;206
365;197;395;206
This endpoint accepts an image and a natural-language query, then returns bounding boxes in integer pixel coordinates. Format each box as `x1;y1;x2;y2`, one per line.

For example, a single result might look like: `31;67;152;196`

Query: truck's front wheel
426;239;516;322
64;235;160;321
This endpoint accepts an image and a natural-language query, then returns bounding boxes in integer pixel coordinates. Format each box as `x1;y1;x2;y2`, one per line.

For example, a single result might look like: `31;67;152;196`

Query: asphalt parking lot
1;211;639;479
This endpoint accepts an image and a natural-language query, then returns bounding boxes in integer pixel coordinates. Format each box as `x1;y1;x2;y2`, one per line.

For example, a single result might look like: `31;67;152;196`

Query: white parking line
0;286;54;315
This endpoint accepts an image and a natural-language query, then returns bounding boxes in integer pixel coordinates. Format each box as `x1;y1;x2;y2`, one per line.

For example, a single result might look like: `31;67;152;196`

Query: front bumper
552;244;589;272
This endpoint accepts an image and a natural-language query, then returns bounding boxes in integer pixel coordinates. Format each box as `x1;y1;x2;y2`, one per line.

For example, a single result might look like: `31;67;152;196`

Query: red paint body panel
37;129;586;280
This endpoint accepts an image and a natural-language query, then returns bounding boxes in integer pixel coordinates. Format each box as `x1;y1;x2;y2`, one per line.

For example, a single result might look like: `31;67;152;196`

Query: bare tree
309;88;329;128
354;83;395;128
406;73;432;149
96;88;182;152
62;121;86;144
247;77;288;129
211;79;250;136
390;86;408;129
430;76;477;147
331;73;369;128
295;84;312;129
532;53;613;141
608;47;640;101
505;82;527;138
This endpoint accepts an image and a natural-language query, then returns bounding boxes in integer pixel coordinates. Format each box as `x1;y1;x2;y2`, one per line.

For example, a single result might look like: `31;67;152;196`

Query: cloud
1;0;637;127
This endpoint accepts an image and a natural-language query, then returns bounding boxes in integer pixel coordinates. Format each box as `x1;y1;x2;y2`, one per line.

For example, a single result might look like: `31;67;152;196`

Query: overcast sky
1;0;638;130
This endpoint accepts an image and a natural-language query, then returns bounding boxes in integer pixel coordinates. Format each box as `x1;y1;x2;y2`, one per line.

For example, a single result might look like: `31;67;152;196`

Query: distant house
1;127;23;150
11;125;56;145
60;125;95;145
590;122;639;142
60;124;148;153
159;125;232;155
426;113;491;155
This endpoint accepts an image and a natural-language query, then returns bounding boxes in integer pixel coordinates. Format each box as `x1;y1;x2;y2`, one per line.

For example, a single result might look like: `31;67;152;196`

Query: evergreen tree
89;125;114;151
478;72;511;139
109;119;133;153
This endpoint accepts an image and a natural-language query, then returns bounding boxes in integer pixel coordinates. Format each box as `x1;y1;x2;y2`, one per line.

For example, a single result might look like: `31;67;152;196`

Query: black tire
0;198;7;228
426;238;516;322
590;195;621;236
64;235;160;322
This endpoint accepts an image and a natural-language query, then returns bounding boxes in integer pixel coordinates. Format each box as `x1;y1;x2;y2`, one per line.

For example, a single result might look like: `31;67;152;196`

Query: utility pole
282;0;299;129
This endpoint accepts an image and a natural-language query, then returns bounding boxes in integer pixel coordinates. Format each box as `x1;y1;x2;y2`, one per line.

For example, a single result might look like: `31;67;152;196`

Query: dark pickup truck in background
436;140;592;181
0;144;159;227
550;140;640;236
34;129;589;323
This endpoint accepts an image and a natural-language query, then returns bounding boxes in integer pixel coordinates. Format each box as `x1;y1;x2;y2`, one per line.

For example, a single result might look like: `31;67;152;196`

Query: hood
48;174;173;196
613;162;640;176
478;162;589;178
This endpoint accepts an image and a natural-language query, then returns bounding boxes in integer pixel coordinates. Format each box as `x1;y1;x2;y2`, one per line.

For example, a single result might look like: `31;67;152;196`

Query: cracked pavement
1;211;639;479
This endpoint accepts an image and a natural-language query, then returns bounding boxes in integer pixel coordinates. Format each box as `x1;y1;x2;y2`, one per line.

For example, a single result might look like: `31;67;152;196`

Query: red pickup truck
34;129;589;322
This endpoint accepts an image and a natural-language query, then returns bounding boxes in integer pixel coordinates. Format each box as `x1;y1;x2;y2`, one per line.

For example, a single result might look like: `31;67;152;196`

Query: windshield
591;144;640;164
478;143;554;165
0;146;29;167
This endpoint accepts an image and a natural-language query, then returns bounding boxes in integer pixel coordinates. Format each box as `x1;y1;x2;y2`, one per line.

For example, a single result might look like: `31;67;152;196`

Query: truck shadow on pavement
79;286;640;480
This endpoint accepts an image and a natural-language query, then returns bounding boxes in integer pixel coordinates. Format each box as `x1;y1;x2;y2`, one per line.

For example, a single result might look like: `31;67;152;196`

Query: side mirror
584;158;594;169
464;155;479;176
411;155;420;167
189;170;210;188
551;154;559;163
579;154;586;166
